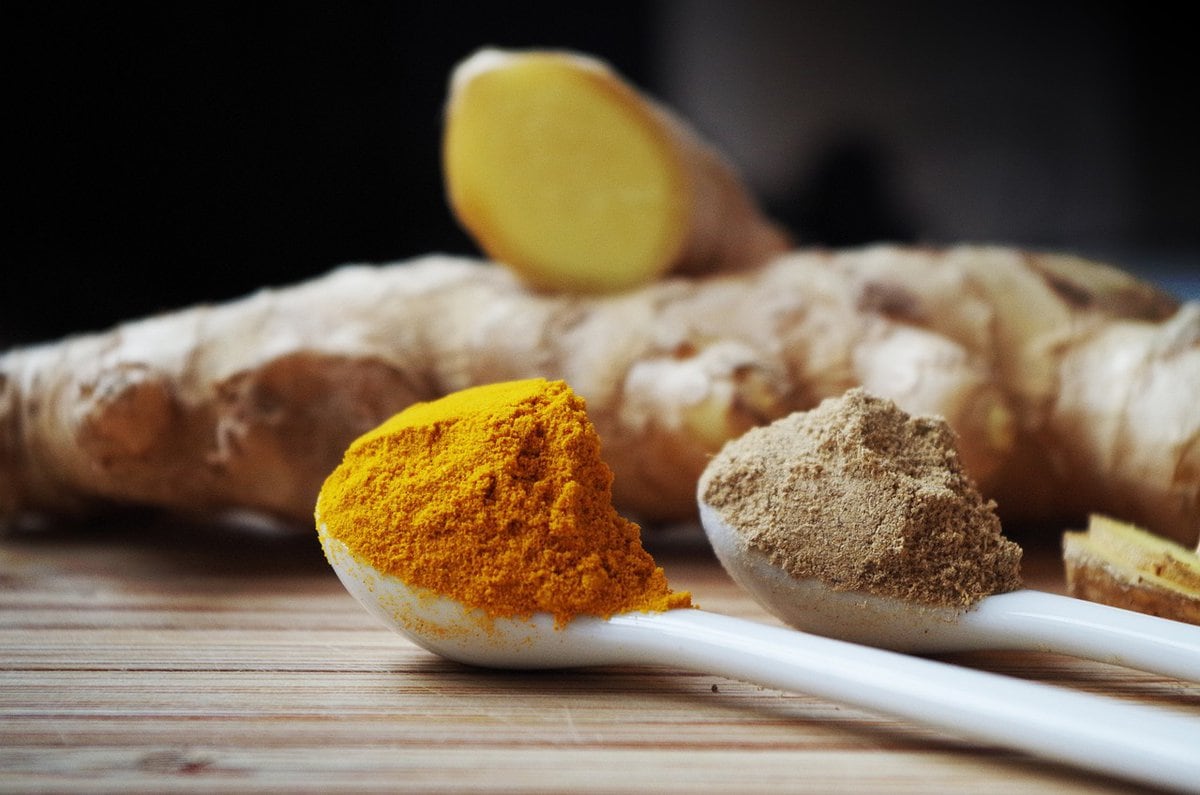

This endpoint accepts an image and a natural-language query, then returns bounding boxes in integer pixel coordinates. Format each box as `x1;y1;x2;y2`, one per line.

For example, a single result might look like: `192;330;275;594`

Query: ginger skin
1;245;1196;544
443;48;789;293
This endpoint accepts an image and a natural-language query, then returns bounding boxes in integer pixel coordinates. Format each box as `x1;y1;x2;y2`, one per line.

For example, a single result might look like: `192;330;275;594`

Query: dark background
7;2;1198;349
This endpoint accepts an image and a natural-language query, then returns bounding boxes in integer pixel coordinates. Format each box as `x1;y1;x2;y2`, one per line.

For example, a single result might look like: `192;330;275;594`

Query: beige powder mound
699;388;1022;608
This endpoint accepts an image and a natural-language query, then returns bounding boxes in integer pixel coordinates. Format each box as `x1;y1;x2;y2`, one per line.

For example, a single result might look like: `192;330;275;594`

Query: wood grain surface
2;517;1197;794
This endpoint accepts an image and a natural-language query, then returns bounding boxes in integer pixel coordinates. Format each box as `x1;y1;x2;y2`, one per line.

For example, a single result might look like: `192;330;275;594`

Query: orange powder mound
316;378;690;625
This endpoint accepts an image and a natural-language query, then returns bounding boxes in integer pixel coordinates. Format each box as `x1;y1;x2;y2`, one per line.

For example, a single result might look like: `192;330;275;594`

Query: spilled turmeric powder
316;378;690;626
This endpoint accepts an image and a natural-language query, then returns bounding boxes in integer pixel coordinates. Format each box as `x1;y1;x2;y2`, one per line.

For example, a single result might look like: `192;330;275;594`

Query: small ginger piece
1063;515;1200;625
442;48;789;293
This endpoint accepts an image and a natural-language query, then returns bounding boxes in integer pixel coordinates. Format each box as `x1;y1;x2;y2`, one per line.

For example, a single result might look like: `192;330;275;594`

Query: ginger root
1063;515;1200;624
443;48;789;293
1;245;1196;544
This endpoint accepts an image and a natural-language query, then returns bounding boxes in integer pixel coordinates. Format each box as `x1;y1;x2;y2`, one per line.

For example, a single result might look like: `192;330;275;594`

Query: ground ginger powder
316;378;690;626
699;388;1022;608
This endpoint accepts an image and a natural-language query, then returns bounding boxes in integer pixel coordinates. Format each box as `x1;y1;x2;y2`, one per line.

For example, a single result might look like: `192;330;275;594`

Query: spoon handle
960;590;1200;681
602;609;1200;793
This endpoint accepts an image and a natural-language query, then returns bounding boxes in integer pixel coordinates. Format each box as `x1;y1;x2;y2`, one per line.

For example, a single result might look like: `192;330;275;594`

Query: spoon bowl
322;527;611;669
319;524;1200;792
699;500;1200;681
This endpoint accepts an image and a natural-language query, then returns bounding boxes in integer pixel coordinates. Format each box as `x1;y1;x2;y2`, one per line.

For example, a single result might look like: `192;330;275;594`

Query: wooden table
2;517;1197;793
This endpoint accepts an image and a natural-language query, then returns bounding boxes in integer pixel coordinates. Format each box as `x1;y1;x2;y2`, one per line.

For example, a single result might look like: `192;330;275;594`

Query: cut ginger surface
1064;515;1200;625
445;51;688;292
443;49;788;293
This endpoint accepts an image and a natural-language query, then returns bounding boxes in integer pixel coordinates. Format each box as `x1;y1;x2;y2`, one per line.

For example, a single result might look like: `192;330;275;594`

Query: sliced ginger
444;50;688;291
443;48;789;293
1063;515;1200;625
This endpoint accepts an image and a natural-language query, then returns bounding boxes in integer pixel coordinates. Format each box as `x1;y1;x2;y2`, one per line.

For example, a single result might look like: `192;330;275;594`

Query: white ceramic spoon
699;501;1200;683
320;526;1200;793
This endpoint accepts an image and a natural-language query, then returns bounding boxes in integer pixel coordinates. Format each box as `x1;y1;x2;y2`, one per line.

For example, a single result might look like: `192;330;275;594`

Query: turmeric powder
315;378;690;626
